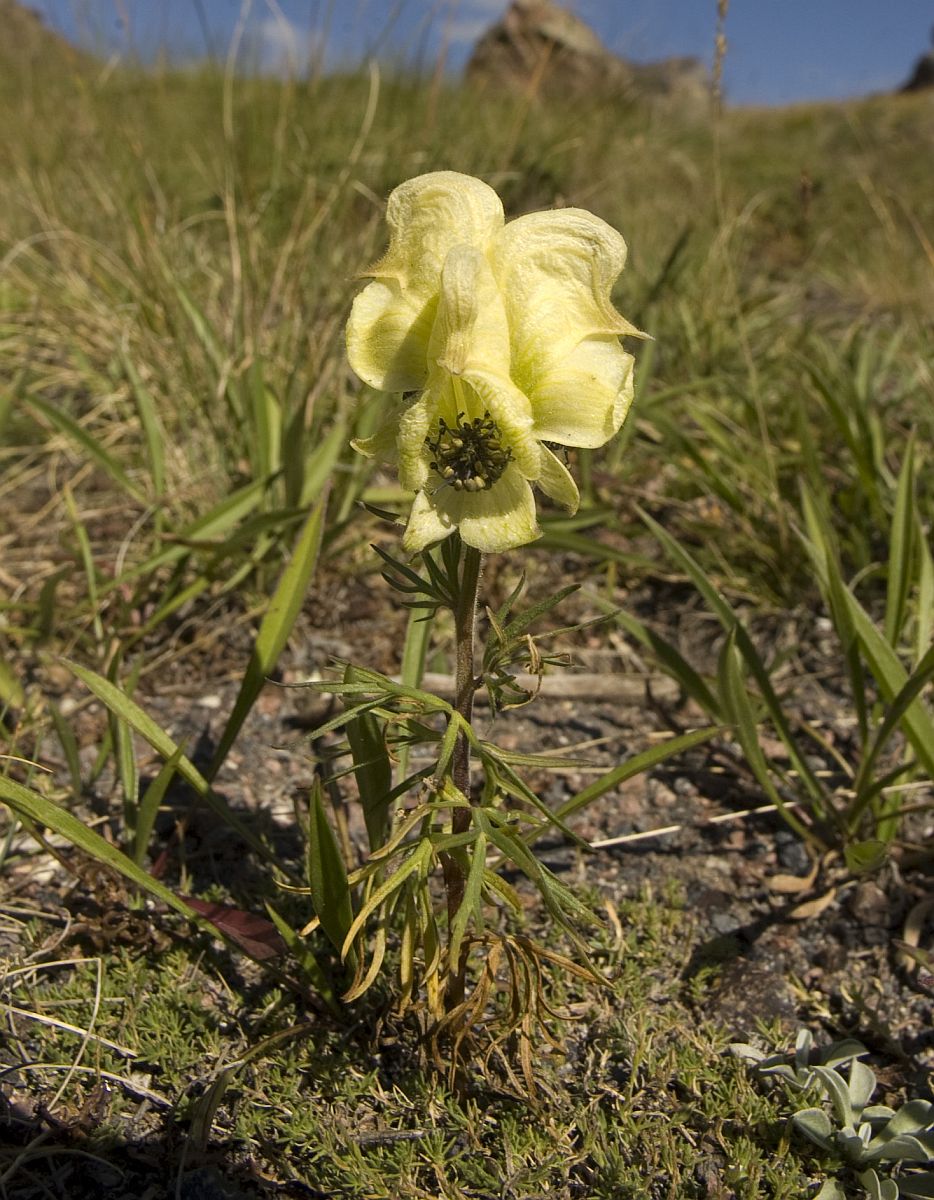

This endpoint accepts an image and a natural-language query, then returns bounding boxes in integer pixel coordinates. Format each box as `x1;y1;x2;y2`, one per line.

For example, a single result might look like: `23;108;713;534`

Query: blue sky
34;0;934;106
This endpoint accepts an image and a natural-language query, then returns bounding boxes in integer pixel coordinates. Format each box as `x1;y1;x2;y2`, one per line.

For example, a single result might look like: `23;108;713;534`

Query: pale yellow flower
346;171;642;553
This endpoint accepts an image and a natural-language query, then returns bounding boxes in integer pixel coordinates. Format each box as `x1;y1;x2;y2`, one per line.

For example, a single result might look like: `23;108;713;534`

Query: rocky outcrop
466;0;709;109
900;28;934;92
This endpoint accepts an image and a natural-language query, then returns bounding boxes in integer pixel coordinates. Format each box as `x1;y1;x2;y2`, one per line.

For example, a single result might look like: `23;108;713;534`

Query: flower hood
346;171;642;553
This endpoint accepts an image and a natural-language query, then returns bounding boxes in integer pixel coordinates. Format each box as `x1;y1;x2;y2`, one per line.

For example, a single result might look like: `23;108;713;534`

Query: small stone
847;881;891;927
647;779;677;808
712;912;742;936
775;831;810;874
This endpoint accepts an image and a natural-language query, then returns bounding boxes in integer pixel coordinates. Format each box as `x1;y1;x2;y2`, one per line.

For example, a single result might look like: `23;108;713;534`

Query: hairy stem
441;541;482;1010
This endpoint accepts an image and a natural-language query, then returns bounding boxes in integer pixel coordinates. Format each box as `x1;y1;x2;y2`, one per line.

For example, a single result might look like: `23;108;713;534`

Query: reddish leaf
179;896;287;961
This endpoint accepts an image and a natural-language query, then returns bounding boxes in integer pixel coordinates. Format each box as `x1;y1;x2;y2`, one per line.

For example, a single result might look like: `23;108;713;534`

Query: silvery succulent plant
731;1030;934;1199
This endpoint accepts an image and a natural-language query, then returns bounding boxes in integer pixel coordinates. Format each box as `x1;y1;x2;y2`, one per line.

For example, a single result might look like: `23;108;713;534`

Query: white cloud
252;15;321;74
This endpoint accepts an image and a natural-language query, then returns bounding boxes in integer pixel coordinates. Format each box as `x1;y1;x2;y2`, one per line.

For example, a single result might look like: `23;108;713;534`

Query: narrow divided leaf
306;777;355;958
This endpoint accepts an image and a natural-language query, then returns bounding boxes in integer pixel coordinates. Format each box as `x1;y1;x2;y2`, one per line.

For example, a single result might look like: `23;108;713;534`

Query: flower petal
490;208;641;447
427;245;511;379
491;208;639;353
350;398;411;463
346;173;504;393
419;463;540;553
537;446;580;513
380;173;504;298
346;281;435;393
530;337;636;448
460;368;541;479
396;390;435;492
402;489;455;552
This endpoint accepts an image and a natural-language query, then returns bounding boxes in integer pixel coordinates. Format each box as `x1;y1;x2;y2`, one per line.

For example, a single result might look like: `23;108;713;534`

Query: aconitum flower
346;171;642;553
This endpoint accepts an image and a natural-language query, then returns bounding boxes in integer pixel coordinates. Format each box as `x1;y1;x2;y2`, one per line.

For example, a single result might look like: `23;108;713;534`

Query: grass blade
884;435;916;648
717;630;821;841
209;493;327;777
63;660;274;863
640;507;826;804
843;588;934;779
1;774;205;923
916;511;933;668
26;393;145;503
551;726;719;827
134;746;184;867
120;344;165;499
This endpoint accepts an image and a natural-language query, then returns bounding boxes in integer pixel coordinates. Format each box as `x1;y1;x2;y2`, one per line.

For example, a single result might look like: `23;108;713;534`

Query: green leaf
477;808;595;932
844;839;889;875
343;666;393;851
852;640;934;807
36;567;69;642
26;393;146;503
63;660;274;864
434;714;462;782
287;410;346;512
877;1099;934;1138
641;507;826;805
500;584;579;643
792;1106;834;1151
246;361;282;483
340;840;432;962
798;484;869;744
897;1172;934;1199
112;706;140;844
611;607;721;717
812;1181;847;1200
884;435;916;648
264;903;340;1014
916;511;934;668
0;774;201;923
482;753;591;851
208;493;327;777
306;778;355;958
716;631;819;843
134;746;184;867
106;476;269;590
843;588;934;779
63;485;103;645
447;830;487;973
120;345;165;497
396;606;432;783
551;726;719;828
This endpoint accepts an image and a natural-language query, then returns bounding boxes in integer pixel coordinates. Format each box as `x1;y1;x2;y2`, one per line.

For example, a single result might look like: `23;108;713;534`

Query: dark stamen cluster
426;410;513;493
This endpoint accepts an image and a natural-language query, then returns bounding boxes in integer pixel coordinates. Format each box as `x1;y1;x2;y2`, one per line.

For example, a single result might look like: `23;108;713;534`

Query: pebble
847;881;891;927
775;830;811;874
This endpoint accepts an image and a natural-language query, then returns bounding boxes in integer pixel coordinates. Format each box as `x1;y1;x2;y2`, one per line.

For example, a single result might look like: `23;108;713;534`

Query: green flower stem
442;540;482;1009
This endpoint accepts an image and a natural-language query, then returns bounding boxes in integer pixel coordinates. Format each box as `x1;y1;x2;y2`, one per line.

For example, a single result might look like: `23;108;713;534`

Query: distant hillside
0;0;93;77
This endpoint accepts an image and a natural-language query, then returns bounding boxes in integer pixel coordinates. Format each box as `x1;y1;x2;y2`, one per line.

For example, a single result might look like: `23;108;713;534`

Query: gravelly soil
3;569;933;1199
16;581;934;1057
